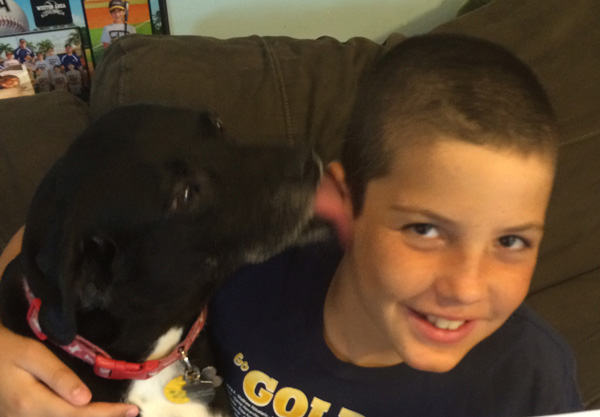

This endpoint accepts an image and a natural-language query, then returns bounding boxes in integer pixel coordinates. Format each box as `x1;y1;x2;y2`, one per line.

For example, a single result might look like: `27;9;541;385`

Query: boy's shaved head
342;33;558;214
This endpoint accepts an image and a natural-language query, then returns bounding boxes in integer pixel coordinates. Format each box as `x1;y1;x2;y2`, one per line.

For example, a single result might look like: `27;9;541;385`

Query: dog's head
22;104;322;357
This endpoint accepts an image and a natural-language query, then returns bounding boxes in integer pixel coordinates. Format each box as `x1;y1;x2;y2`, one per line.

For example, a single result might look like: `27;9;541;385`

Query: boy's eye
498;235;529;250
405;223;440;238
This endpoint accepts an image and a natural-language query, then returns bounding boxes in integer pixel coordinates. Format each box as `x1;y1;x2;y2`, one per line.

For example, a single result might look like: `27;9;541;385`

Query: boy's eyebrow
502;223;546;233
390;205;456;226
390;205;545;232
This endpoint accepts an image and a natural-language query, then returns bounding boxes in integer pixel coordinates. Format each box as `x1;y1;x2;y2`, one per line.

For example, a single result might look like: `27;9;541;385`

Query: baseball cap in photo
109;0;126;11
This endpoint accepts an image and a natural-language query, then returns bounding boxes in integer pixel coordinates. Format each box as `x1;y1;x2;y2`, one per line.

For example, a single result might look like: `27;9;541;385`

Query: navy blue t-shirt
210;238;582;417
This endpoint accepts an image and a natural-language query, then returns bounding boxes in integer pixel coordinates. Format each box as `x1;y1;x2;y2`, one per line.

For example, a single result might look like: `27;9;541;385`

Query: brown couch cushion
533;133;600;293
0;92;89;249
91;34;389;164
432;0;600;146
527;132;600;408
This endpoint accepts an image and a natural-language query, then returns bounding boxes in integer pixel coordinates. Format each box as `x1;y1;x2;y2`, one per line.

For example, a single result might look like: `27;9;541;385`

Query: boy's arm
0;227;23;277
0;228;138;417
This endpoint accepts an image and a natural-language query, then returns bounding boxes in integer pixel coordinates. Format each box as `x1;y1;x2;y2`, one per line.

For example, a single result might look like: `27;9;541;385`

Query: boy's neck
323;258;403;368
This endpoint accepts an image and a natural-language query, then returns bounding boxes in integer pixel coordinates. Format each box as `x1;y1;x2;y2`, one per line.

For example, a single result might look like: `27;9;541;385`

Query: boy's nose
434;248;488;306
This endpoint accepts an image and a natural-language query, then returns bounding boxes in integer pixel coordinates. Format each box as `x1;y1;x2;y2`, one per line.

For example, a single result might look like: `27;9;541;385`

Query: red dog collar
23;280;207;380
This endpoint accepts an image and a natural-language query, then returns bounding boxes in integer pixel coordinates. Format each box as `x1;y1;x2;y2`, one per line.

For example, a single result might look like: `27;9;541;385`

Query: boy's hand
1;230;139;417
0;325;139;417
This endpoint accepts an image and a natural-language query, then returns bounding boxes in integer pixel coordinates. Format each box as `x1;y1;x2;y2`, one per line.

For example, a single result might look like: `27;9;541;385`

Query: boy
65;63;82;95
0;74;20;89
1;51;20;69
34;67;53;93
0;33;583;417
51;64;69;91
101;0;137;50
45;48;62;69
34;52;50;76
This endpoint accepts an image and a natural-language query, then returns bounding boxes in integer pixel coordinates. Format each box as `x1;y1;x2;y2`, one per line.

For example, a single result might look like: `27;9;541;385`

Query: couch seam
559;130;600;148
261;38;295;145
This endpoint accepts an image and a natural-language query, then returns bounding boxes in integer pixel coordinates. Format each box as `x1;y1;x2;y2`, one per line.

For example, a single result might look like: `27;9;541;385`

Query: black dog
0;104;324;417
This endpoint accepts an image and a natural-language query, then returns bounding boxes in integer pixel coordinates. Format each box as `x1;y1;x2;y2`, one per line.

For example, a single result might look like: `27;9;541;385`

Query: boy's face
331;138;555;373
110;8;125;23
1;77;19;88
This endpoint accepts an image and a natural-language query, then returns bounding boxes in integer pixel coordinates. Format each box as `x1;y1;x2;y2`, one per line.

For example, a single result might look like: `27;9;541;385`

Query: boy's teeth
426;314;465;330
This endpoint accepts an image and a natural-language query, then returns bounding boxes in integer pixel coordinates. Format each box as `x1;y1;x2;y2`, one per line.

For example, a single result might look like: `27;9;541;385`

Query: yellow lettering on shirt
307;397;332;417
339;407;365;417
234;352;364;417
273;387;309;417
243;370;278;407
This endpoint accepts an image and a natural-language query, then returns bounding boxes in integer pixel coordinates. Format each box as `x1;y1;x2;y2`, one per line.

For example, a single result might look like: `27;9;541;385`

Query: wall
165;0;467;43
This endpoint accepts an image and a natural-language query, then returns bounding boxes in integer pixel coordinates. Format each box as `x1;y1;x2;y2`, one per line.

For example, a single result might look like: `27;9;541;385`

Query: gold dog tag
164;375;190;404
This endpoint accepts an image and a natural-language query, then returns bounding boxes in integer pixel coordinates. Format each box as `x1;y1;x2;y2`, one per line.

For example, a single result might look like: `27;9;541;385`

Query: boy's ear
325;162;350;199
318;161;354;247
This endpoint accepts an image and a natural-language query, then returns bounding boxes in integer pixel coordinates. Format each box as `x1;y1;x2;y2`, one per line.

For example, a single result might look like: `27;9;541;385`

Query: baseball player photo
83;0;153;64
1;27;91;100
101;0;136;49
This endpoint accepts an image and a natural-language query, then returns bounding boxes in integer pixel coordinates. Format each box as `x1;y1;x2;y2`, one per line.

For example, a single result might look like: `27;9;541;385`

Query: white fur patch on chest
124;327;221;417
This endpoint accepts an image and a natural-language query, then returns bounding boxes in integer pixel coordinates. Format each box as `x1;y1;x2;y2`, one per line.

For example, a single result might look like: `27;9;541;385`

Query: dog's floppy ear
32;226;80;345
22;160;80;345
23;159;119;345
36;232;118;345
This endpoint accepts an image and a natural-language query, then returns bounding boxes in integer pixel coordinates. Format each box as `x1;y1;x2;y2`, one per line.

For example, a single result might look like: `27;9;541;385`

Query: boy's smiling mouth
407;308;478;344
425;314;466;330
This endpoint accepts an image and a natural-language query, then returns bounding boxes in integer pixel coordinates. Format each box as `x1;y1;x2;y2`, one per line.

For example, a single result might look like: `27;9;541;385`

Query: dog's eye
170;183;200;212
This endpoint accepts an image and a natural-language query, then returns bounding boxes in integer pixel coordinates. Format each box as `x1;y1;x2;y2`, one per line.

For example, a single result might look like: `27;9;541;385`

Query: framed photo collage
0;0;168;100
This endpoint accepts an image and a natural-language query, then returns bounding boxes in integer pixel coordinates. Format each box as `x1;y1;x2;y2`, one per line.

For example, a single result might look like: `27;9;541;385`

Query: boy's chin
403;350;470;374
